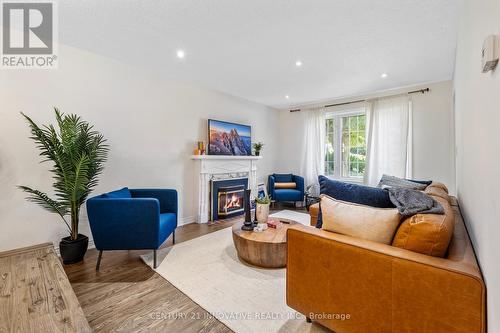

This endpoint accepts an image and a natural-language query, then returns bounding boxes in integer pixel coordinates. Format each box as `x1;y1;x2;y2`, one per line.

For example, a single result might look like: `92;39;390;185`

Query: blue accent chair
268;173;305;205
86;187;178;270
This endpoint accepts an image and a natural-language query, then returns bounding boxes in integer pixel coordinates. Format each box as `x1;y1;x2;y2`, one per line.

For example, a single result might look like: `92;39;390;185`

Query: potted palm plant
19;108;108;264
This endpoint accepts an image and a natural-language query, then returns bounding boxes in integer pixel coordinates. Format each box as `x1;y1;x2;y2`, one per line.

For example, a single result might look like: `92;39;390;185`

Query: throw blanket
388;187;444;218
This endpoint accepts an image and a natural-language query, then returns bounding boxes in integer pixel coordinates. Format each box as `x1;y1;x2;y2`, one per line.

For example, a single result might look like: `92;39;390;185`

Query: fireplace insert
217;185;245;217
211;178;249;220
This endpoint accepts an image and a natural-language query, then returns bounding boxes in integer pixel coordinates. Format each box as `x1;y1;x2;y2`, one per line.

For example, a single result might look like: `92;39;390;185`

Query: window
325;108;366;180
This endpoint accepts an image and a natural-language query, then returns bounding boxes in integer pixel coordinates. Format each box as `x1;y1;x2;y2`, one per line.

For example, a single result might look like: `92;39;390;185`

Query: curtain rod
289;88;430;112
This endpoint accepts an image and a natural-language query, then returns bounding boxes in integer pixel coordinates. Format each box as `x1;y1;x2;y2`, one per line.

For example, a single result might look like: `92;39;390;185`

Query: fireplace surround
191;155;262;223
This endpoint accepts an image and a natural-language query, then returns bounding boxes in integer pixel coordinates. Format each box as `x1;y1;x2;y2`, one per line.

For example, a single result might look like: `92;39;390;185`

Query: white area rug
268;209;311;226
141;210;328;333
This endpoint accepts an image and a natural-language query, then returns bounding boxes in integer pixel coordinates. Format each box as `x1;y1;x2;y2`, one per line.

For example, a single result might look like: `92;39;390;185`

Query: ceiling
59;0;459;108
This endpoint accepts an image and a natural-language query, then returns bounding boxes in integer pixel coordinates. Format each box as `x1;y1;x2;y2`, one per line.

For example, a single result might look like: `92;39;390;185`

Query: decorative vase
256;203;270;224
241;189;254;231
255;151;260;156
59;234;89;264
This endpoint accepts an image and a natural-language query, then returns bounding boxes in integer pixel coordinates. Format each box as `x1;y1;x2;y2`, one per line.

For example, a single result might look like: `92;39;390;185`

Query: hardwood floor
64;205;305;333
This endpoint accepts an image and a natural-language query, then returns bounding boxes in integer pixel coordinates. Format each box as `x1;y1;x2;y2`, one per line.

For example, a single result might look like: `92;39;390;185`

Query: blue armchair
86;187;178;270
268;173;305;205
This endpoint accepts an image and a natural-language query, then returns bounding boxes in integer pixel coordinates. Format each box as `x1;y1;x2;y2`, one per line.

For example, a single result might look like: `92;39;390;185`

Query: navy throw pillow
103;187;132;198
316;176;395;228
407;178;433;186
273;173;293;183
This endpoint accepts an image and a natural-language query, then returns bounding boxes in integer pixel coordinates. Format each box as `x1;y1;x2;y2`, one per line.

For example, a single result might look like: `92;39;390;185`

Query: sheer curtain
301;106;326;187
364;96;413;186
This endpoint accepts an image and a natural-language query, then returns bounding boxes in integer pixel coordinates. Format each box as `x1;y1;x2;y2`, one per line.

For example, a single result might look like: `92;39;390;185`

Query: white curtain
364;96;413;186
301;106;326;187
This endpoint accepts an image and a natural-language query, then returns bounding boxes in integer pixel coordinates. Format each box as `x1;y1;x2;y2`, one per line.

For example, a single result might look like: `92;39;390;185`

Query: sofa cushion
320;195;401;245
427;181;449;193
274;189;302;202
392;195;454;257
318;176;394;208
309;203;320;226
273;173;294;183
275;182;296;189
424;186;450;204
159;213;177;244
103;187;131;198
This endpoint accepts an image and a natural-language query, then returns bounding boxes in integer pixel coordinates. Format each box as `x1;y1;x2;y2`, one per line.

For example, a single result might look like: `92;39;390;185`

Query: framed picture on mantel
208;119;252;156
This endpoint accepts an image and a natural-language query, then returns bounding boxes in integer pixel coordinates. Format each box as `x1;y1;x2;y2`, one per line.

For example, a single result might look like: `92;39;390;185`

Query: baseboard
179;215;197;226
0;242;54;258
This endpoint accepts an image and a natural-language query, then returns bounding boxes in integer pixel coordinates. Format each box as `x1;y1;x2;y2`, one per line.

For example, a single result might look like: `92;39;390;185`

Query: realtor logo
1;1;58;69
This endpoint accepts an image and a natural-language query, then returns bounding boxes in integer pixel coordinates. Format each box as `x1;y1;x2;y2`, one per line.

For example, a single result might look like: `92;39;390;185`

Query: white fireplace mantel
191;155;262;223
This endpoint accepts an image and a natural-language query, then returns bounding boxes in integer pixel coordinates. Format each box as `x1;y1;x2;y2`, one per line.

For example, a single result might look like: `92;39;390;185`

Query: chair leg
172;230;176;244
153;249;157;269
96;250;103;271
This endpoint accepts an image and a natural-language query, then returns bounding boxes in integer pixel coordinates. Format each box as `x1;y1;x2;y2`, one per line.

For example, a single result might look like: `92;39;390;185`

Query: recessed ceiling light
285;95;290;99
381;73;388;78
176;50;185;59
295;60;302;67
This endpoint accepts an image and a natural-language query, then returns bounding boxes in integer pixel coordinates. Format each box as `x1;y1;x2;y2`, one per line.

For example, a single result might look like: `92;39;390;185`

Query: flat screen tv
208;119;252;156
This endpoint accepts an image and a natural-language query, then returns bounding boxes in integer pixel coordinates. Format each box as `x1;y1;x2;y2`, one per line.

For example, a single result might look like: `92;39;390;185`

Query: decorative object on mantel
208;119;251;156
241;189;254;231
194;141;206;155
18;108;108;265
255;195;271;224
253;142;264;156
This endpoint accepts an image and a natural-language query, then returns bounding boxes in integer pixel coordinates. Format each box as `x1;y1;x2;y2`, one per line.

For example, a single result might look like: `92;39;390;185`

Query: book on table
267;219;282;229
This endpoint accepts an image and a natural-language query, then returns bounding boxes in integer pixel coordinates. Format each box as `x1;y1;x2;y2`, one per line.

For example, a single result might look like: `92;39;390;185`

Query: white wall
0;45;279;252
276;81;455;193
454;0;500;331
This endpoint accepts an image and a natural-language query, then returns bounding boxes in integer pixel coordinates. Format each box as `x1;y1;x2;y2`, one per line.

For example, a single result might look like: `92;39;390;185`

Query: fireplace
218;185;245;216
211;178;248;220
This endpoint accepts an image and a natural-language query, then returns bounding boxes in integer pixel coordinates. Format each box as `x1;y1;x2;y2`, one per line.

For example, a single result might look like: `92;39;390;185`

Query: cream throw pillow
320;194;401;245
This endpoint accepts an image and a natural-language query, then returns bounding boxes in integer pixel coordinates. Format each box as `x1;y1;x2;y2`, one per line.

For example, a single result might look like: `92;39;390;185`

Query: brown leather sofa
287;187;485;333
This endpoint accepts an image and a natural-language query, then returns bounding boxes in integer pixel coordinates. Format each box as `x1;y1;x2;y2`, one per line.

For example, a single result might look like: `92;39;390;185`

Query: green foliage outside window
325;113;366;178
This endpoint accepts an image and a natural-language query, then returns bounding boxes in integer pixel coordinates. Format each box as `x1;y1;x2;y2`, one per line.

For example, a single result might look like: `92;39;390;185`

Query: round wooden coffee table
232;220;298;268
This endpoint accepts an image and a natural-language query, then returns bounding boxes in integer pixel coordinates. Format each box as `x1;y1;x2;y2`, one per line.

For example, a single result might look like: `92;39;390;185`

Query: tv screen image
208;119;251;156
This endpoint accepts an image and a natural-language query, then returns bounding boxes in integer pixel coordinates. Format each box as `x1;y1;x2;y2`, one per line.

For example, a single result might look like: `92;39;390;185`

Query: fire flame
224;193;241;209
